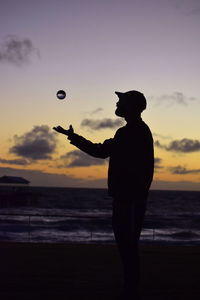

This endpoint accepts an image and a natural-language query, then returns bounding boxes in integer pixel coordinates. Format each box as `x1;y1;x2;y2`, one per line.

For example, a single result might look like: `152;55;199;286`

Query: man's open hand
53;125;74;136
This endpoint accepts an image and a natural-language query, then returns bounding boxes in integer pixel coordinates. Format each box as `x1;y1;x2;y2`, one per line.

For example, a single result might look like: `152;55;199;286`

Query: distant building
0;176;32;207
0;176;30;184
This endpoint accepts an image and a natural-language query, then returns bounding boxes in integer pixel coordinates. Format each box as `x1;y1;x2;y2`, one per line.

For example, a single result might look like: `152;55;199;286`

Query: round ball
56;90;66;100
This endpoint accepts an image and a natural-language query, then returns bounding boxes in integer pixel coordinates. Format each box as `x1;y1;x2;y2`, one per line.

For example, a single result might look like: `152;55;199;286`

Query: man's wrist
67;131;75;140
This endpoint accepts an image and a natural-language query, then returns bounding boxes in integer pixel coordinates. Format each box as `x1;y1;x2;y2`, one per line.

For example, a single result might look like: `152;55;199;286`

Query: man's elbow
92;152;109;159
99;153;109;159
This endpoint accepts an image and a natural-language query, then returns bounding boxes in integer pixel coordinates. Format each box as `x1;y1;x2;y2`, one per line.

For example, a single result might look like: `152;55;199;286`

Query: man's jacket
68;118;154;199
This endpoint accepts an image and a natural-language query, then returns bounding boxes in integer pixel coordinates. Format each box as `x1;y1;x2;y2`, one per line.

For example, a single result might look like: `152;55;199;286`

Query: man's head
115;90;147;118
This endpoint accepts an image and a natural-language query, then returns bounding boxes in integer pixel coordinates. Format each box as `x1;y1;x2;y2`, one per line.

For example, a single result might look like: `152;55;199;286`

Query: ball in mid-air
56;90;66;100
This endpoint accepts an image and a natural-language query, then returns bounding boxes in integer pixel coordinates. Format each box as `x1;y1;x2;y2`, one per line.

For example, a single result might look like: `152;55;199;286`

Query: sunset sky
0;0;200;190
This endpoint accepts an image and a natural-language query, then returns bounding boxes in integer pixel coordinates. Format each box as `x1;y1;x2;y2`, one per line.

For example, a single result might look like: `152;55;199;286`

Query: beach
0;242;199;300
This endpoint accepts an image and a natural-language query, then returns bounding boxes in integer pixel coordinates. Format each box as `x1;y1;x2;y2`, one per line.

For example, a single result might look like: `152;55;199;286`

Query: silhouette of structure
0;176;30;184
53;90;154;300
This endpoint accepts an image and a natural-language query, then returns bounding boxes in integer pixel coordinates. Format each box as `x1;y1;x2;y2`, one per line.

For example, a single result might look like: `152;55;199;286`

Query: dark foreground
0;242;199;300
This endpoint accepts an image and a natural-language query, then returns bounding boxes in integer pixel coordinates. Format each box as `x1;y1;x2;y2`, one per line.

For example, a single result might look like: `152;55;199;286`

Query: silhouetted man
53;90;154;300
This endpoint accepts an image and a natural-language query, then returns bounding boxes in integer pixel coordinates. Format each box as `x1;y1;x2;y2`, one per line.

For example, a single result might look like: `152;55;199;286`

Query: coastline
1;242;200;299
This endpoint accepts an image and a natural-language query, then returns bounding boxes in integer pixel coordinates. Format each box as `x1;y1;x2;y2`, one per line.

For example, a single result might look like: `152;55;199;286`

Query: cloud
153;133;171;140
174;0;200;15
0;166;106;188
1;166;200;190
0;166;84;188
151;179;200;191
169;165;200;175
0;158;30;165
153;92;197;106
90;108;103;115
0;35;39;65
155;139;200;153
60;150;107;167
81;118;124;130
9;125;57;160
154;157;163;169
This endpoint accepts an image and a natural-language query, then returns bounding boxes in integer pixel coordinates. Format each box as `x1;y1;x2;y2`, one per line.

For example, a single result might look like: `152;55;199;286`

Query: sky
0;0;200;190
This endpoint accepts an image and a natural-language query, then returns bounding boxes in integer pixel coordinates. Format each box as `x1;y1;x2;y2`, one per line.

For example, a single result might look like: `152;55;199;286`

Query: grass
0;242;200;299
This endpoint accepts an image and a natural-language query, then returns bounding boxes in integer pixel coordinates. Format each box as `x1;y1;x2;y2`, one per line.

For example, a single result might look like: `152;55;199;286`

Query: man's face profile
115;98;128;117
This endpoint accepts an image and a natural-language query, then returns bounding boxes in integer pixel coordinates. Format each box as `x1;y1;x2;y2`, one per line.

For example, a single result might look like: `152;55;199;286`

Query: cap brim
115;91;124;97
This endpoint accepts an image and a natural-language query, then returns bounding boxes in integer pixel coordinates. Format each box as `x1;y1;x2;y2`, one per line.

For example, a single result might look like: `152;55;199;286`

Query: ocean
0;186;200;245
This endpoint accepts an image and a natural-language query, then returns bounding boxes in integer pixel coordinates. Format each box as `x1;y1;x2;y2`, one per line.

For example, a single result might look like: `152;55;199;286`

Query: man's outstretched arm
53;125;113;159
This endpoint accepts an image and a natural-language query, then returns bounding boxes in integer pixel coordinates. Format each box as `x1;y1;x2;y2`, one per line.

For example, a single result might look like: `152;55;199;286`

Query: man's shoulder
123;120;153;139
114;119;153;137
140;120;153;135
114;125;126;136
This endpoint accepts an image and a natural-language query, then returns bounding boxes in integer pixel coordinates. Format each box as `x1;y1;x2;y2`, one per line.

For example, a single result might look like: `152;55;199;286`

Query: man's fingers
53;126;64;133
69;125;74;132
53;125;73;135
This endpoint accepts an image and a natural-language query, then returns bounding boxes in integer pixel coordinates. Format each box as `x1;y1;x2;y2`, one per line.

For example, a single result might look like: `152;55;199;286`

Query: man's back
108;118;154;198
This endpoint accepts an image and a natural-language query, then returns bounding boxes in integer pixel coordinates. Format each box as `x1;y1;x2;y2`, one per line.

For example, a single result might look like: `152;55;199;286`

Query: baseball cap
115;90;147;111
